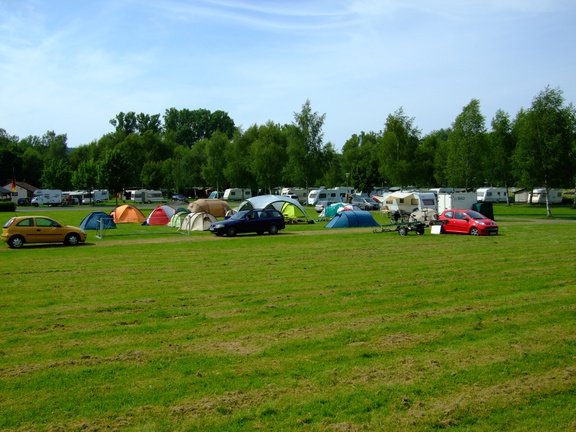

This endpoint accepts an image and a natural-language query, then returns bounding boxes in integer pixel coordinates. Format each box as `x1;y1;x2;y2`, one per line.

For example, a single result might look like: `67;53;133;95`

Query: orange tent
110;204;146;224
187;199;230;217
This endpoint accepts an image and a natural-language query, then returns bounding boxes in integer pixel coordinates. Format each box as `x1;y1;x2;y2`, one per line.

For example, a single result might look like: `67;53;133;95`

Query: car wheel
33;202;39;207
269;225;278;235
227;227;237;237
8;235;24;249
440;225;445;234
66;233;80;246
398;227;408;236
470;227;479;236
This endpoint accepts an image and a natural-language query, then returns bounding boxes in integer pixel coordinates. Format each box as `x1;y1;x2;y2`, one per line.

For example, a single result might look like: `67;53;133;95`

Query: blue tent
80;211;117;230
325;210;381;228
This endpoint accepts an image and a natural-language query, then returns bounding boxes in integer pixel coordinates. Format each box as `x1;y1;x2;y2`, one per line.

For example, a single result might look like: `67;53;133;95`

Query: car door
239;210;259;234
33;217;65;243
452;211;469;233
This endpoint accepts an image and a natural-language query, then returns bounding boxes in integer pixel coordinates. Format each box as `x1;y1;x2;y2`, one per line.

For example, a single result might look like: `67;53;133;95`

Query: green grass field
1;204;575;431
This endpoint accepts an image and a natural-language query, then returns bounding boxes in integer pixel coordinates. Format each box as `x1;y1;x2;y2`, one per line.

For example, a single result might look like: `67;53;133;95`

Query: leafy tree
140;161;164;190
250;122;287;193
512;86;576;216
40;159;72;190
428;129;451;186
210;110;236;139
487;109;516;204
379;108;420;188
0;129;22;184
225;128;255;189
446;99;486;189
317;142;343;189
110;111;138;136
99;149;133;205
72;160;99;192
342;132;382;192
201;132;228;190
136;113;162;135
21;147;43;186
164;108;223;148
284;99;326;187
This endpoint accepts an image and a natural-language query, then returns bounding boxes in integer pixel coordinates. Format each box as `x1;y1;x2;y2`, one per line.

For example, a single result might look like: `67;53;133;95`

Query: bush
0;201;16;212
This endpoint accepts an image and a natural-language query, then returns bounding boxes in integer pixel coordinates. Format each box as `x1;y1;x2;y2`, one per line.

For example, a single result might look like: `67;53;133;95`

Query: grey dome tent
237;195;310;221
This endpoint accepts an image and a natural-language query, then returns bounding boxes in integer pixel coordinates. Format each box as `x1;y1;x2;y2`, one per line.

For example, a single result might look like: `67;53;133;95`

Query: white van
476;187;508;203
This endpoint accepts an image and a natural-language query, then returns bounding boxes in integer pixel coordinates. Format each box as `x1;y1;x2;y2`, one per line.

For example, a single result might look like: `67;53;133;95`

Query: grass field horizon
1;204;575;430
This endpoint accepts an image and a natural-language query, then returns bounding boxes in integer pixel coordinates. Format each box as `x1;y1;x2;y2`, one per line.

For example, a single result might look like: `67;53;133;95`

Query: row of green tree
2;86;575;209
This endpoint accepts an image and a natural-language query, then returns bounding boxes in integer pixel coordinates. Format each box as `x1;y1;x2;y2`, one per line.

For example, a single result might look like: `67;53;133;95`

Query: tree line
1;86;575;208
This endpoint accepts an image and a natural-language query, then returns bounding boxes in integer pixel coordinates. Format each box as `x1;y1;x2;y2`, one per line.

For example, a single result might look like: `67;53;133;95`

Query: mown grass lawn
0;204;575;431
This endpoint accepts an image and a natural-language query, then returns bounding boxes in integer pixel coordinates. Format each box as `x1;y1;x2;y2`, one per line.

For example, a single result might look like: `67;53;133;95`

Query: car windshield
466;211;487;219
230;210;251;220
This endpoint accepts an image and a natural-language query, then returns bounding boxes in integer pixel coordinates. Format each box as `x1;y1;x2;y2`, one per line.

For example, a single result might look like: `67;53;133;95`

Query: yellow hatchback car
2;216;87;249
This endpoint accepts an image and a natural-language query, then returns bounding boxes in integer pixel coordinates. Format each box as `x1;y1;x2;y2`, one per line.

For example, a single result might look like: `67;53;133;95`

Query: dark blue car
209;209;285;237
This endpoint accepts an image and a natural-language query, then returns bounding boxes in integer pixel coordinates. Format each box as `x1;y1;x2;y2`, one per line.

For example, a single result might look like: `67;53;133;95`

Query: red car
438;209;498;236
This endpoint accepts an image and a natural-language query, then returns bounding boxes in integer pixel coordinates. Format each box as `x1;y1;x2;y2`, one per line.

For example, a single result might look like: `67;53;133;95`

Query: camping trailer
307;187;352;205
133;189;166;203
223;188;252;201
476;187;508;203
280;187;309;204
437;192;477;214
530;188;563;204
377;191;437;214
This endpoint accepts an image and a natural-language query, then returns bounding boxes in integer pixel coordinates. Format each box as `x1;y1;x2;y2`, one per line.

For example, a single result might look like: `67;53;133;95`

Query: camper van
280;188;309;204
223;188;252;201
476;187;508;203
31;189;64;207
307;187;352;205
530;188;563;204
437;192;477;214
378;191;437;214
132;189;166;203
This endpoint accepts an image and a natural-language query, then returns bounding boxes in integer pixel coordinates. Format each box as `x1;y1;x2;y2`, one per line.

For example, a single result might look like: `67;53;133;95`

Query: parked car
172;194;188;202
2;216;87;248
315;201;337;213
438;209;498;236
351;196;379;210
209;209;285;237
17;197;30;206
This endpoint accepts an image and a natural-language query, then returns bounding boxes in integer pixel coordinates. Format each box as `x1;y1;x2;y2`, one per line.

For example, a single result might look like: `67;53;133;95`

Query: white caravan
307;187;352;205
376;191;437;214
437;192;477;214
280;187;309;204
476;187;508;203
530;188;563;204
223;188;252;201
133;189;166;203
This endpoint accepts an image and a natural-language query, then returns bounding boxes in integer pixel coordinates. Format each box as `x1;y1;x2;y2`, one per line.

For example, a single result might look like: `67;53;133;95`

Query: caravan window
422;199;435;206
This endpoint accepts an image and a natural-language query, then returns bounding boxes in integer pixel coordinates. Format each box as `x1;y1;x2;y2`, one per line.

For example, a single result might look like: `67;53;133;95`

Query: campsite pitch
0;205;575;430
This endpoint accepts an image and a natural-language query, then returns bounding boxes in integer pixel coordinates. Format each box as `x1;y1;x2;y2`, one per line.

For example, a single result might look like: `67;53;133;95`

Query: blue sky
1;0;575;149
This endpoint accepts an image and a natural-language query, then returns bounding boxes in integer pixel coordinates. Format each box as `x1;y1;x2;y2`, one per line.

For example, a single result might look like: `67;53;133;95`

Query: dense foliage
2;89;575;198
